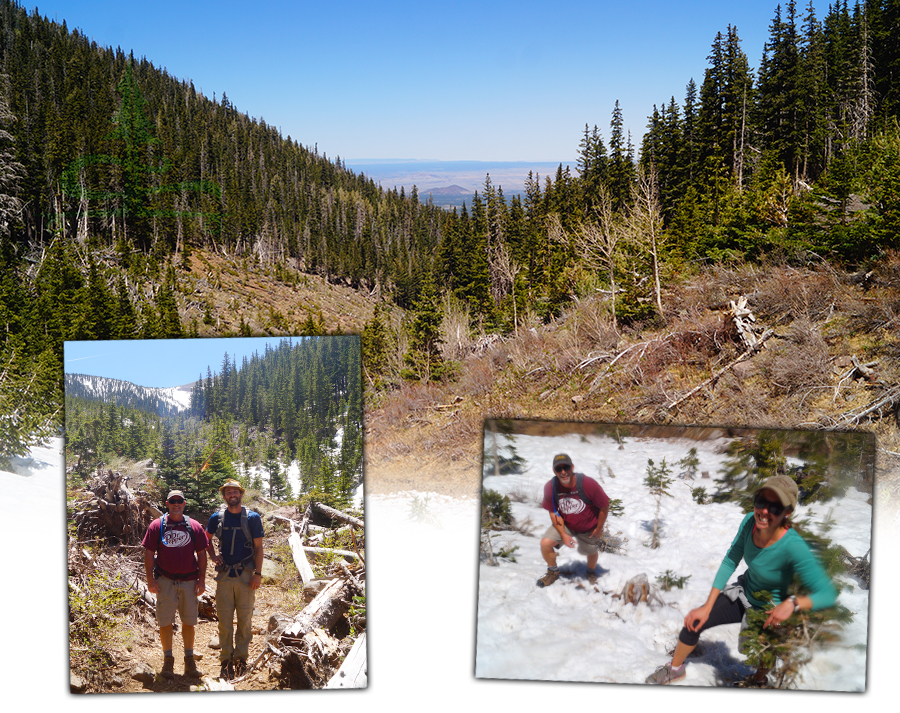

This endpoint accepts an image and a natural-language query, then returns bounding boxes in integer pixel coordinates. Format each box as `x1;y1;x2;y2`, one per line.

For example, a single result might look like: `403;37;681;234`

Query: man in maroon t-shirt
142;490;209;679
537;453;610;588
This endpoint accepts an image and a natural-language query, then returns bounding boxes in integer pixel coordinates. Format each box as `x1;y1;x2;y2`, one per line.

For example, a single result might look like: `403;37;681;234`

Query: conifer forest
1;0;900;461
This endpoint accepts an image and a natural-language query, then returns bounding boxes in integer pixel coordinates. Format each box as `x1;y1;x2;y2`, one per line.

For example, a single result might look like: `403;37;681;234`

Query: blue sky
64;337;300;387
32;1;830;162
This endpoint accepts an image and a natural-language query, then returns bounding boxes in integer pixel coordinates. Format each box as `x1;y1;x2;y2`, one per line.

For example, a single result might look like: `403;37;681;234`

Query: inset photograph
65;336;365;692
476;420;873;691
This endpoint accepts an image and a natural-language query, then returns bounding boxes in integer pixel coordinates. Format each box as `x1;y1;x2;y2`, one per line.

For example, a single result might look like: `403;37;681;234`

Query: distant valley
343;159;576;208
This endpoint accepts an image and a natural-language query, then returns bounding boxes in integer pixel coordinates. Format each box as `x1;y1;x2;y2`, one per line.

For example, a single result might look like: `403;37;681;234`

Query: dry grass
177;249;374;336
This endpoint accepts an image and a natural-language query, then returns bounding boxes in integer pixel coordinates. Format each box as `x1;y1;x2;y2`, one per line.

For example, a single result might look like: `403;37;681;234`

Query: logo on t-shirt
558;495;586;515
162;528;192;548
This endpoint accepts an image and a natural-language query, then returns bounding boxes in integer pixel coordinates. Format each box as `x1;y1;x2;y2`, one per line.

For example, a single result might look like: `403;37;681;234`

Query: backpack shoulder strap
215;503;227;541
183;515;196;547
240;507;255;552
575;474;592;507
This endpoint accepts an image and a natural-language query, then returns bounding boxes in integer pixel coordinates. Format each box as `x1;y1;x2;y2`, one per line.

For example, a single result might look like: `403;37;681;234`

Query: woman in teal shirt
646;473;837;685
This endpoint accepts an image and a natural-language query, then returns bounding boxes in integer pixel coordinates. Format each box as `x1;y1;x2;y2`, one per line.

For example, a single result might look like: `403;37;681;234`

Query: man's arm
591;507;609;539
250;537;264;590
550;512;574;547
143;549;160;594
195;548;207;596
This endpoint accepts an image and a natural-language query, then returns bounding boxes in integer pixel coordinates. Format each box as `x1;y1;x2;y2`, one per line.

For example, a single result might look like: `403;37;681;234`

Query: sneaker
161;656;175;680
536;568;560;588
645;662;686;685
183;655;200;678
587;570;599;586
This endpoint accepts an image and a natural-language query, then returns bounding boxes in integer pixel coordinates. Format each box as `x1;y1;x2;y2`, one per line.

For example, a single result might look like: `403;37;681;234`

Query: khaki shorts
542;525;601;556
155;576;199;627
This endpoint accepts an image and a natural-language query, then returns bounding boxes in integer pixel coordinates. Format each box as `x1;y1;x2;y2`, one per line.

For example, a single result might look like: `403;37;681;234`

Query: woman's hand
684;606;711;632
763;599;796;629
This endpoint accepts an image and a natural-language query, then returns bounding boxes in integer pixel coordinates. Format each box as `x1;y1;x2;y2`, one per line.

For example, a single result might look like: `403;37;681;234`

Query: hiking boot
587;570;599;586
536;568;560;588
645;662;686;685
233;658;248;677
183;655;200;678
219;660;234;680
161;655;175;680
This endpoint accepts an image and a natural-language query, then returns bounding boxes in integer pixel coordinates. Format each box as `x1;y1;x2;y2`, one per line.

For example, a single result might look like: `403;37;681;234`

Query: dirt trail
113;568;290;692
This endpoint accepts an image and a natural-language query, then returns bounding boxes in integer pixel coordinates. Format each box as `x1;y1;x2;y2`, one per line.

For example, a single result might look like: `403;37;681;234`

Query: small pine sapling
643;458;674;548
655;569;691;591
608;498;625;517
678;447;700;479
689;485;710;504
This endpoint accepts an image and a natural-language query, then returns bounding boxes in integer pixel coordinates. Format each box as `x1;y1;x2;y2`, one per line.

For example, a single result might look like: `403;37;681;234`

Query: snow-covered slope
65;373;192;414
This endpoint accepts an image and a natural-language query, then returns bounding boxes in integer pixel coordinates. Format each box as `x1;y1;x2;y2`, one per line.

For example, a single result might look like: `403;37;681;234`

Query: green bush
481;489;513;530
655;569;692;591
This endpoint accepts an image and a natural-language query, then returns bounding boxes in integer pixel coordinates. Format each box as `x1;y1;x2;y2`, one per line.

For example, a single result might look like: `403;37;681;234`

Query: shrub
656;569;692;591
481;488;514;530
69;569;138;680
608;498;625;516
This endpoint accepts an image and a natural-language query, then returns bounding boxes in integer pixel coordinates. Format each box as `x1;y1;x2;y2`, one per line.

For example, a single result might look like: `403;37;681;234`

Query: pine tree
401;270;446;382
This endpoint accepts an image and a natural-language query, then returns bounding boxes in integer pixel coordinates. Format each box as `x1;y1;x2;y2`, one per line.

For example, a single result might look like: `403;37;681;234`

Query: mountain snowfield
475;432;870;691
65;373;193;413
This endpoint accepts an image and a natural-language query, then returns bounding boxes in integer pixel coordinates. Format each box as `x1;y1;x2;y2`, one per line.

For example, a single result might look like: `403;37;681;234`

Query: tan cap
218;479;245;495
166;490;185;502
759;474;798;509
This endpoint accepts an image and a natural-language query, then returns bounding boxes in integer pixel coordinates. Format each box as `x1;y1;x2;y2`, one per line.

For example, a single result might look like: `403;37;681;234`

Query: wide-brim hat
758;474;798;510
218;479;246;495
553;453;573;469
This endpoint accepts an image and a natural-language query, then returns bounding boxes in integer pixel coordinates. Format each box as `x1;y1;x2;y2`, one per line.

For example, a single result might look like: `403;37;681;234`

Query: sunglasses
753;493;786;516
168;498;185;505
554;464;572;474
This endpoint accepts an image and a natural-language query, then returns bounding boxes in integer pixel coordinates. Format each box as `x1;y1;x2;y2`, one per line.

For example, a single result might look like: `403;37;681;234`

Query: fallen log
289;531;316;584
312;502;364;529
281;578;351;644
834;384;900;426
666;328;774;411
302;546;361;561
324;633;367;689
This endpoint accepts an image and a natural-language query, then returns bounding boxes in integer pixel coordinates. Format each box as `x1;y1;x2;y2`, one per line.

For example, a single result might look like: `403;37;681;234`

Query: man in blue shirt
206;479;264;679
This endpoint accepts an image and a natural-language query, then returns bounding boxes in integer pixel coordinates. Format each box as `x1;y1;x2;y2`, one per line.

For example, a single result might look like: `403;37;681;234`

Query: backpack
552;473;594;516
213;505;256;559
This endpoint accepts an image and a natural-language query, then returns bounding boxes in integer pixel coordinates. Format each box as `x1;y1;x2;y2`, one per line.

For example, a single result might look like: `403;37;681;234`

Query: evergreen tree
401;270;446;382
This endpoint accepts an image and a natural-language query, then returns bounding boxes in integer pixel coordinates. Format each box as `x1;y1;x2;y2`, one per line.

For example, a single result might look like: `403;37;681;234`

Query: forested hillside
1;0;900;461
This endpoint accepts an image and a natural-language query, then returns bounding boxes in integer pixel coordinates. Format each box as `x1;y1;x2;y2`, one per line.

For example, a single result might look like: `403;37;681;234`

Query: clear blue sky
32;1;829;162
64;337;298;388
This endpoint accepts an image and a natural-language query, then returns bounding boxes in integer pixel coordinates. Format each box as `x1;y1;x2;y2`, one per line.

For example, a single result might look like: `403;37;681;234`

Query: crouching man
537;453;609;588
142;490;209;679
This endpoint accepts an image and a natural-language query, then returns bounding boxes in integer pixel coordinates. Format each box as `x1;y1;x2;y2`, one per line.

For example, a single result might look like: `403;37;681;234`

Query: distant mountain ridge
65;374;193;415
421;185;470;196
